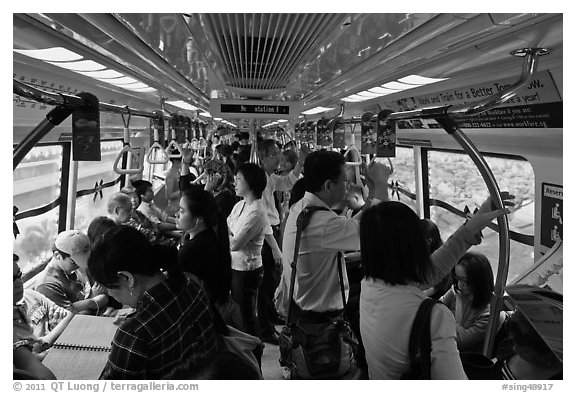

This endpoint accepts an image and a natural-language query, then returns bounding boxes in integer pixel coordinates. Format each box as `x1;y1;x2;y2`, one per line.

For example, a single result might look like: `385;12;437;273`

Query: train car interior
13;12;563;381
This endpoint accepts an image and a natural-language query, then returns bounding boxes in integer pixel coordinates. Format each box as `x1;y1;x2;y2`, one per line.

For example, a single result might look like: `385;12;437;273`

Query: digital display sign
220;104;290;115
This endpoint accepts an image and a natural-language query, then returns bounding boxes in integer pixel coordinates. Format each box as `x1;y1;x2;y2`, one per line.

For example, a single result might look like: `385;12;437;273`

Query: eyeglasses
452;274;468;284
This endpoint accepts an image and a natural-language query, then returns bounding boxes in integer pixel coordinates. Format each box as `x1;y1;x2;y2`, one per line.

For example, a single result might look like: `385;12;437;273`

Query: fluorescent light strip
14;47;83;62
46;60;106;72
367;87;395;95
356;91;389;98
341;97;368;102
129;87;157;93
398;75;448;85
381;81;419;90
301;106;334;115
75;69;125;79
166;101;199;111
106;76;140;86
123;82;151;90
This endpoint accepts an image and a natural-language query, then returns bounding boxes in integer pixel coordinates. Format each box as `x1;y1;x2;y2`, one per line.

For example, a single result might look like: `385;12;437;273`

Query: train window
73;140;124;233
13;144;67;277
427;150;535;283
388;146;418;213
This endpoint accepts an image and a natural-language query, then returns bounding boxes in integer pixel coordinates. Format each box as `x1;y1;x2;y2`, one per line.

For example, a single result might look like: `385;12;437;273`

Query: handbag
278;206;360;379
185;273;263;379
401;298;440;379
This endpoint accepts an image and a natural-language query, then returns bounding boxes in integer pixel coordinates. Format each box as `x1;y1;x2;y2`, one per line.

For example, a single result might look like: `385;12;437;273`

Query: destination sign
221;104;290;115
210;99;301;119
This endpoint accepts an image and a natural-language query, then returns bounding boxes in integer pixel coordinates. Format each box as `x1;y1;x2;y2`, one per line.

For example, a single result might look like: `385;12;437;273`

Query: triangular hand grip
113;145;144;175
146;142;169;164
166;140;184;158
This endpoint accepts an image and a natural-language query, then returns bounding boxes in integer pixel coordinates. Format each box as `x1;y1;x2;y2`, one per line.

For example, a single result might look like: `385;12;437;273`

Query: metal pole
434;117;510;357
13;107;73;170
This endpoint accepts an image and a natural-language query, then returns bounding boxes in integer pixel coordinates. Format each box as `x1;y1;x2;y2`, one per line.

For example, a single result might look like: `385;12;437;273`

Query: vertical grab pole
434;116;510;358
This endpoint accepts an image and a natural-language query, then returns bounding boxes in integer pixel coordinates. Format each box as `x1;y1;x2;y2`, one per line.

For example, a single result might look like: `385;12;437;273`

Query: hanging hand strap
286;206;330;325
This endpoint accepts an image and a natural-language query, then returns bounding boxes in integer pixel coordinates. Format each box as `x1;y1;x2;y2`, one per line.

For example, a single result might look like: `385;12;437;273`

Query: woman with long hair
88;226;218;379
176;187;232;306
441;251;497;352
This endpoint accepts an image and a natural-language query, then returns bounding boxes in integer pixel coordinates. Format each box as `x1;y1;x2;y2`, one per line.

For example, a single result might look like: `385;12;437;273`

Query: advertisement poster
540;183;563;248
376;109;396;157
360;111;376;154
381;71;562;129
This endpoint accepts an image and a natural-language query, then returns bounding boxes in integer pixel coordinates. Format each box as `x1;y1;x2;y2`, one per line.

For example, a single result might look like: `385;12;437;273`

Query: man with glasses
280;150;392;315
35;230;107;314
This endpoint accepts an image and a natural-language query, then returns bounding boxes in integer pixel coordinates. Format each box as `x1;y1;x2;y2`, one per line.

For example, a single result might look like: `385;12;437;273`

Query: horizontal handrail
14;79;173;121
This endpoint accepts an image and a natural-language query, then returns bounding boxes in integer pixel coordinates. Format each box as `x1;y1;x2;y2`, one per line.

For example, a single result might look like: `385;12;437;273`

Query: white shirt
360;279;467;380
227;199;270;271
262;171;299;227
137;201;167;224
281;192;361;312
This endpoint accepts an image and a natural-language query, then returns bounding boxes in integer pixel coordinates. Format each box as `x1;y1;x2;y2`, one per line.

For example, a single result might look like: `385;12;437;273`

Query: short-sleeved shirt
227;199;269;271
137;201;168;224
22;289;69;338
102;275;218;379
34;261;85;309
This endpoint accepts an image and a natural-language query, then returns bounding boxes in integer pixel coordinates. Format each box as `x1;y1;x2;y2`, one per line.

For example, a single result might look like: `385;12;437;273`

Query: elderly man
107;192;177;247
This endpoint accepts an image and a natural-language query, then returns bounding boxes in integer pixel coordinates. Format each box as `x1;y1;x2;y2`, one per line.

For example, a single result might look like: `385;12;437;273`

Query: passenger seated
358;196;512;379
440;251;502;353
14;254;73;360
420;218;453;299
107;192;177;247
132;180;178;230
496;311;562;379
34;230;107;314
87;216;117;244
88;226;218;379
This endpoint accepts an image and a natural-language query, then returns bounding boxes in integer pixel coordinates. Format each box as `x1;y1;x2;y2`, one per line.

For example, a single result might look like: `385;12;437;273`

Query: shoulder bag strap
285;206;331;324
336;251;347;312
407;298;440;380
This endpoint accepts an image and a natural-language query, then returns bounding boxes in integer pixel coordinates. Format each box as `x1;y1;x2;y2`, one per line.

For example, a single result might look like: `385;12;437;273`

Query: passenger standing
420;218;453;299
280;151;390;316
176;188;232;306
165;154;182;217
227;163;269;337
257;139;308;344
359;198;512;379
88;226;218;379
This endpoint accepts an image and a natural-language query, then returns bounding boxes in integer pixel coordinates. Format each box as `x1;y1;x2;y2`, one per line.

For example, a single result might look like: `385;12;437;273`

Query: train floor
261;338;284;380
